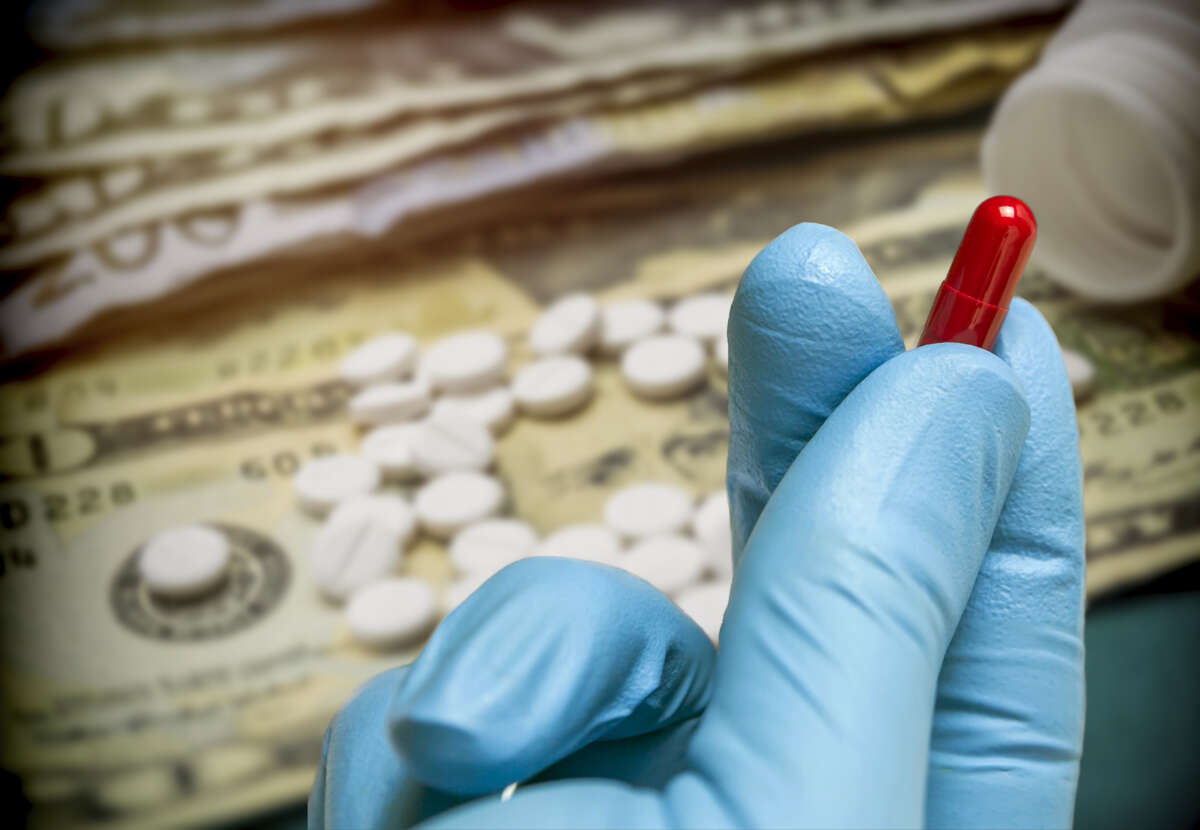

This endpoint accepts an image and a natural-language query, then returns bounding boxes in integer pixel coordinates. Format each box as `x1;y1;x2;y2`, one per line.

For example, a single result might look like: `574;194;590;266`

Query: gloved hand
309;223;1085;829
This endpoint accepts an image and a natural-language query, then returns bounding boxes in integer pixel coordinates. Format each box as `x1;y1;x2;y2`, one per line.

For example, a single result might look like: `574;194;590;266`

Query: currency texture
0;24;1052;355
1;126;1197;829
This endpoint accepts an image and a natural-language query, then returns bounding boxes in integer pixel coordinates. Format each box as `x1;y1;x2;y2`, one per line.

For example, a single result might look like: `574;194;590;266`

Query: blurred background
0;1;1197;828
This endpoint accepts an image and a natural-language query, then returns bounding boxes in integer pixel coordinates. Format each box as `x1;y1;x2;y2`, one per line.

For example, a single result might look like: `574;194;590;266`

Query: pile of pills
284;289;735;648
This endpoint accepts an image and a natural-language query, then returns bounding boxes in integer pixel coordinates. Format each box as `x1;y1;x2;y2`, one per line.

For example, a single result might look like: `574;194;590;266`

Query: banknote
2;125;1197;829
5;0;1067;171
0;24;1052;355
26;0;386;50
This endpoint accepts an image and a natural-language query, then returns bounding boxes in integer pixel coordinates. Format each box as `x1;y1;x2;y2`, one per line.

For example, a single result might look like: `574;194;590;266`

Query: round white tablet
449;518;538;577
529;293;600;356
533;523;622;565
692;489;733;579
604;482;694;539
668;292;733;343
410;413;495;475
339;332;418;386
619;534;707;597
620;335;707;400
432;386;516;435
293;454;380;515
674;581;731;643
139;525;230;598
359;423;422;479
414;471;504;538
1061;347;1097;399
424;330;508;393
714;335;729;375
309;495;416;600
511;355;594;417
345;578;437;648
348;379;431;425
599;299;666;355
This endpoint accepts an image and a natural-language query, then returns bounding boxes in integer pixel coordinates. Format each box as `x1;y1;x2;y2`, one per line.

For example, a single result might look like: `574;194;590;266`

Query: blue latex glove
309;223;1085;829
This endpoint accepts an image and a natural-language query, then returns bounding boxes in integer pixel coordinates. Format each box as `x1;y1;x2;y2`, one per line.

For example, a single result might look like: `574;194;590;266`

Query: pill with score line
511;355;594;417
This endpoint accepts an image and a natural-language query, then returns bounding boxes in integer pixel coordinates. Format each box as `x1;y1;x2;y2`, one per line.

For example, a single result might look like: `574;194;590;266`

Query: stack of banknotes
5;2;1199;829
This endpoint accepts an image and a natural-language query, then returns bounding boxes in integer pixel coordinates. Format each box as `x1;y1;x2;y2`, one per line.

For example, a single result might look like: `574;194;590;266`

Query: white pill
511;355;594;417
604;482;694;539
714;335;729;374
293;454;380;515
411;413;494;475
359;423;421;479
432;386;516;435
345;578;437;648
442;573;489;616
599;299;666;355
309;495;416;601
692;490;733;579
674;580;732;643
533;523;622;566
619;534;707;597
414;471;504;538
339;332;418;386
424;330;508;393
529;293;601;356
1061;347;1097;399
668;292;733;343
348;379;431;425
139;525;230;598
620;334;707;400
449;518;538;577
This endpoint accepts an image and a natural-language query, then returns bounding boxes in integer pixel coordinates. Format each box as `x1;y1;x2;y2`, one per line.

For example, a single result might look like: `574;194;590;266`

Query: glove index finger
727;222;903;561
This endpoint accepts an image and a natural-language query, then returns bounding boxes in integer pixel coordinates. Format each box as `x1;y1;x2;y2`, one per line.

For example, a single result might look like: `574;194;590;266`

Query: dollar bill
6;0;1067;171
2;124;1197;829
0;24;1052;355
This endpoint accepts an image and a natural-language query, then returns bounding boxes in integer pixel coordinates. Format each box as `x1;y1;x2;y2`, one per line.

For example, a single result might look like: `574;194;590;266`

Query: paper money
6;0;1067;171
26;0;386;50
0;25;1052;355
2;125;1197;829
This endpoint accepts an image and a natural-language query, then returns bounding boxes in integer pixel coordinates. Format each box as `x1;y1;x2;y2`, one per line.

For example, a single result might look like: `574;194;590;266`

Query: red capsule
918;195;1037;351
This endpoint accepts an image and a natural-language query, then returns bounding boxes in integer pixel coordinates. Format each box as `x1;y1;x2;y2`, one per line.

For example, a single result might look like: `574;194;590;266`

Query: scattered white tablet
533;523;622;566
599;299;665;355
339;332;418;387
620;334;707;400
674;580;731;643
139;524;230;598
619;534;707;597
411;413;495;475
359;424;422;480
511;355;594;417
449;518;538;577
345;578;437;648
529;293;600;356
348;379;431;425
293;454;380;515
604;482;694;539
667;292;732;343
309;495;416;601
1060;347;1097;399
414;471;505;538
432;386;516;435
424;330;508;393
692;489;733;579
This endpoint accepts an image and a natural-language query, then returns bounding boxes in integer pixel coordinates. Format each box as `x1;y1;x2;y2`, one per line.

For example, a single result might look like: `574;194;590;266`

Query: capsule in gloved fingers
918;195;1037;351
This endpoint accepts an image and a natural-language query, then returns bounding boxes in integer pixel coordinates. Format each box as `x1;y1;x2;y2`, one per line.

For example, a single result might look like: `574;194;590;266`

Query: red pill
918;195;1037;351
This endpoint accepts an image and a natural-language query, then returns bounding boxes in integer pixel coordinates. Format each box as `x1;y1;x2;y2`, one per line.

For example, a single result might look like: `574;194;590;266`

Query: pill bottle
982;0;1200;301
